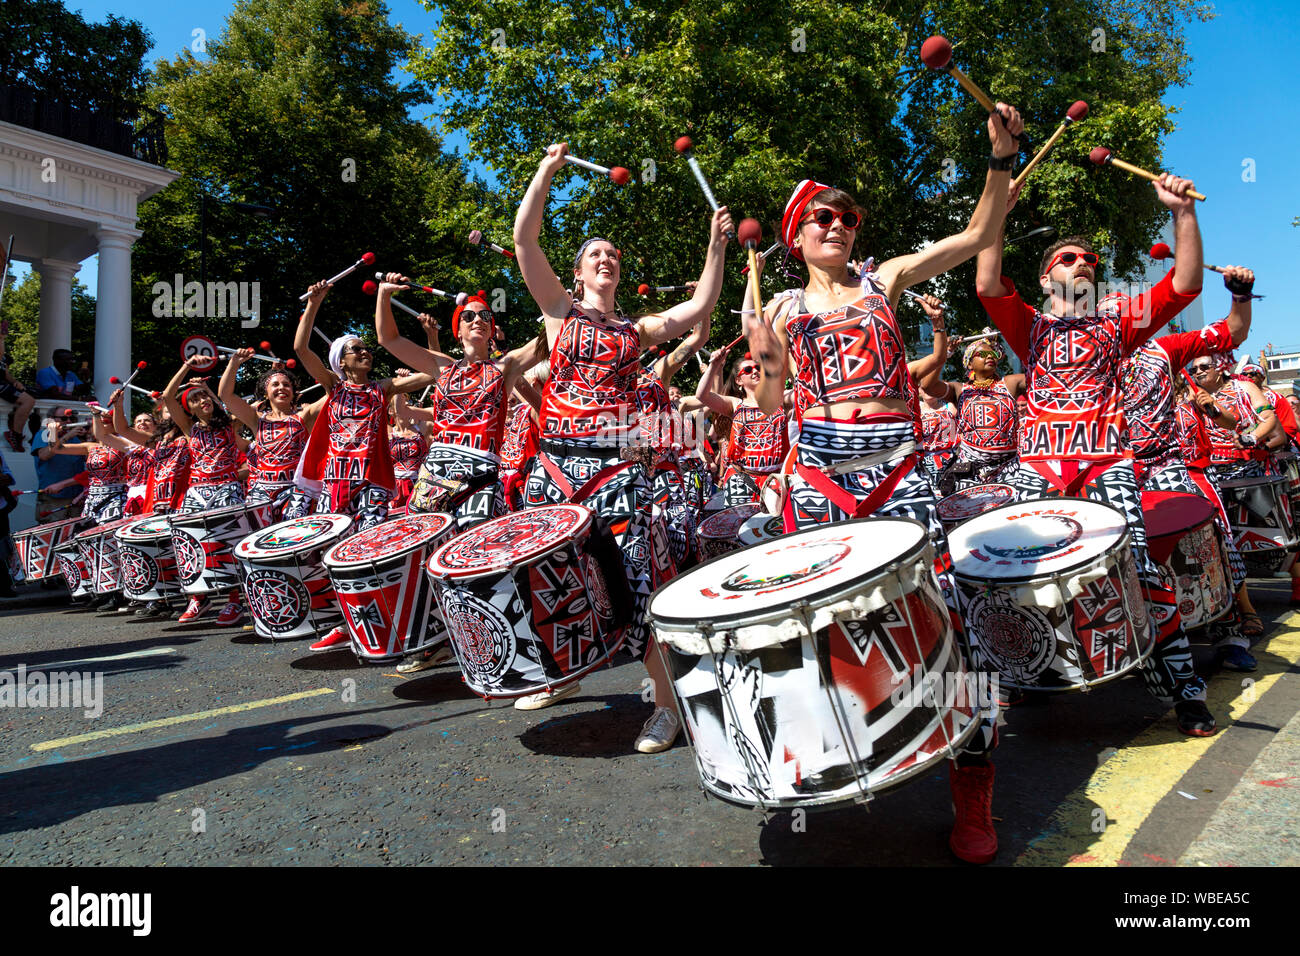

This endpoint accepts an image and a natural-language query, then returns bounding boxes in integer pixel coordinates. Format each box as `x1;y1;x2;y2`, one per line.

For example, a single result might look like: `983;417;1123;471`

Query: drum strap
793;453;915;519
537;451;638;504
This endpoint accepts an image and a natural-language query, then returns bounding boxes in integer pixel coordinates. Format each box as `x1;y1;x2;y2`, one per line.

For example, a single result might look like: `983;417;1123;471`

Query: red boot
949;761;998;864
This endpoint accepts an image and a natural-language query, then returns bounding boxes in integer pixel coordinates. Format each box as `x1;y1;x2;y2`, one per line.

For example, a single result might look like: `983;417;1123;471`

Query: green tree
412;0;1211;357
131;0;520;396
0;271;98;385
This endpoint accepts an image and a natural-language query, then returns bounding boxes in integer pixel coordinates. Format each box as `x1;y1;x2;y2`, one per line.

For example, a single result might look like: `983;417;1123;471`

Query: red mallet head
110;376;121;384
609;166;631;185
1089;146;1113;166
360;251;376;265
260;341;271;351
285;359;297;369
736;218;762;249
361;280;378;296
137;361;147;370
468;229;483;245
920;35;953;70
637;283;650;296
1150;242;1173;261
1067;100;1089;122
674;135;693;154
149;391;160;399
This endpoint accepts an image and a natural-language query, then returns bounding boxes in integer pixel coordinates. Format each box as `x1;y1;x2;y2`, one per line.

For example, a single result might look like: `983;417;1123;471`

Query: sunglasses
343;345;371;355
971;350;999;360
1046;251;1100;272
801;208;861;231
1190;362;1215;373
460;310;494;324
737;365;759;376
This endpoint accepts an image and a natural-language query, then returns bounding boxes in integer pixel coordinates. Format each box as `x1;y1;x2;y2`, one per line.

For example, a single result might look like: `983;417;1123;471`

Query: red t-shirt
977;270;1200;463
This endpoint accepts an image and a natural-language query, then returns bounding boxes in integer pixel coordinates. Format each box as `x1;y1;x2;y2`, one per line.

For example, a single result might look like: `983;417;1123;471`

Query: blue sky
20;1;1298;354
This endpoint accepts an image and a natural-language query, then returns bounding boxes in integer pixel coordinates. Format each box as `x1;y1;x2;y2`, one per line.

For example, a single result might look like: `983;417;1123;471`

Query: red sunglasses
1045;251;1099;272
801;208;861;231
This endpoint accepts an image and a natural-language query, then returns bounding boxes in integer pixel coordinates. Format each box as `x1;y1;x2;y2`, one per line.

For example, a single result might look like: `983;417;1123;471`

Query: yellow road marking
31;688;335;752
1015;622;1300;867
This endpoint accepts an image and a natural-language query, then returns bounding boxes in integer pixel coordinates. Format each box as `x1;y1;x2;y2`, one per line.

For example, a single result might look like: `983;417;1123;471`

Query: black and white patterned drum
697;504;762;561
171;501;276;596
74;516;141;594
115;515;179;601
324;513;457;664
935;483;1015;533
426;504;631;698
1219;475;1298;576
736;512;784;548
14;516;91;581
649;517;982;810
949;498;1152;692
235;514;354;640
54;541;90;597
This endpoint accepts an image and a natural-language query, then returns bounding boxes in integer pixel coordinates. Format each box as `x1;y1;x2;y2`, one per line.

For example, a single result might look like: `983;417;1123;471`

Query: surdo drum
54;541;90;597
115;515;180;602
170;501;276;596
649;517;982;810
1218;475;1298;576
697;504;762;561
323;513;457;664
74;515;143;594
235;514;354;640
1141;491;1232;630
14;516;91;581
949;498;1151;692
936;483;1015;533
425;504;631;698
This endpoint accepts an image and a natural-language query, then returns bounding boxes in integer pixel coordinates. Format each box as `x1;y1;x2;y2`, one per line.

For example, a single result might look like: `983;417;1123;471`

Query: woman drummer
161;357;252;626
742;104;1024;863
513;142;732;754
47;401;128;525
293;279;436;653
387;389;431;512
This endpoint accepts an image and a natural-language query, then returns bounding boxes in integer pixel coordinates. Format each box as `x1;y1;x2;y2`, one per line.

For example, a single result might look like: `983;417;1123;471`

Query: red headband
781;179;832;260
451;294;493;338
179;387;199;413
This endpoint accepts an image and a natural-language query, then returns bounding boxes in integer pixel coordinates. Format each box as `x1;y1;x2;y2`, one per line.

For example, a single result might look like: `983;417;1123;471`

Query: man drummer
974;172;1219;736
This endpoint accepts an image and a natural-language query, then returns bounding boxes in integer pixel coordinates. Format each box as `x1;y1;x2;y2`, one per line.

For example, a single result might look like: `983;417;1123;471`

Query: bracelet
988;154;1016;172
1232;294;1253;303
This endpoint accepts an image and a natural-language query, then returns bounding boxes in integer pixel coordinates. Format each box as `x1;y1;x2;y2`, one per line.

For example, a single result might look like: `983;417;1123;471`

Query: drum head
949;497;1127;583
698;503;761;539
236;514;354;559
427;504;594;580
650;516;928;630
1142;490;1214;539
737;513;784;546
117;515;173;540
76;515;144;541
324;513;455;568
937;483;1015;523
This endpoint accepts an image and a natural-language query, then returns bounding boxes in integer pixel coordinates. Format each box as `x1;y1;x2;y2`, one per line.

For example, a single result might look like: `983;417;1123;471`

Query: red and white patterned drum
936;483;1015;532
949;498;1152;691
1142;491;1232;631
115;515;179;601
235;514;353;640
14;516;91;581
697;504;762;561
426;504;630;698
649;517;981;809
54;540;90;597
170;501;276;596
74;516;143;594
324;513;457;664
1219;475;1298;577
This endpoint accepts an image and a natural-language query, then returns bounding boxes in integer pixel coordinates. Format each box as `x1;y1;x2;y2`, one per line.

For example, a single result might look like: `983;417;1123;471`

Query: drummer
161;358;253;626
695;345;789;509
975;171;1218;737
741;102;1025;864
1119;266;1255;669
513;142;732;755
499;361;546;512
293;279;436;653
387;388;431;511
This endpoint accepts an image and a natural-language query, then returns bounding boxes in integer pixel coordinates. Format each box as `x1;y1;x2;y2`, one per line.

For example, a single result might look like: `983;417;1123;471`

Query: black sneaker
1175;700;1218;737
135;599;170;619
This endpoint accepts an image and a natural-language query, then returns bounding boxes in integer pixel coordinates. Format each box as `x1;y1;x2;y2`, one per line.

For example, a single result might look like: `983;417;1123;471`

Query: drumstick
300;383;323;397
111;380;162;401
560;152;631;185
1182;368;1221;417
361;279;422;318
1089;147;1206;201
1013;100;1088;189
920;35;996;112
1149;242;1237;276
371;273;468;307
217;345;293;367
741;241;785;276
902;289;947;307
298;252;376;300
468;229;515;259
737;219;765;329
674;136;735;241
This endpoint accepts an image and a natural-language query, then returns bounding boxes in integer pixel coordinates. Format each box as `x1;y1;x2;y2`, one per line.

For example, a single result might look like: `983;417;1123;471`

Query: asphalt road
0;577;1296;867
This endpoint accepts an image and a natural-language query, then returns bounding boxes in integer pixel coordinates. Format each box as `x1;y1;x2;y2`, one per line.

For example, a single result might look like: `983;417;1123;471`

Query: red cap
609;166;631;185
451;294;493;338
674;135;693;154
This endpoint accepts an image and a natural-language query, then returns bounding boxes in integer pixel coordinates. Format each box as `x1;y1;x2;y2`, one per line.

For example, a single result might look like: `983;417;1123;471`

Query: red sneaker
309;626;350;653
178;596;212;624
214;599;245;626
949;762;998;864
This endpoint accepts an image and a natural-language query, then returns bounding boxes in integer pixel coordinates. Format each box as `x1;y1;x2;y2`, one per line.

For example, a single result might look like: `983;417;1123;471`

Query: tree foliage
0;271;98;384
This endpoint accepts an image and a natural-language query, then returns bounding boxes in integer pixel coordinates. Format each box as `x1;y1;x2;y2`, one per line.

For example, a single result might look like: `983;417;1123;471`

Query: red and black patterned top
499;401;539;472
728;403;788;475
86;444;126;487
541;308;640;444
250;415;307;485
188;422;241;486
389;431;428;479
429;359;507;456
956;380;1018;457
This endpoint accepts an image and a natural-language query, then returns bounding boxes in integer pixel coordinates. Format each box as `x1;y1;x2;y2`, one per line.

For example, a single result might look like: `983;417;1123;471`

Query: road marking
20;647;179;670
1015;623;1300;867
31;687;335;752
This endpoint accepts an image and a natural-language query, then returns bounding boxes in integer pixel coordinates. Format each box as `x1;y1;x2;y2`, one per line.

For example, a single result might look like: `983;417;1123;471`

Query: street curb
0;585;80;612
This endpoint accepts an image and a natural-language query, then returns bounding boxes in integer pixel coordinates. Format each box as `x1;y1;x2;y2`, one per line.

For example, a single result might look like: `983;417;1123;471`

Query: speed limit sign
180;334;218;371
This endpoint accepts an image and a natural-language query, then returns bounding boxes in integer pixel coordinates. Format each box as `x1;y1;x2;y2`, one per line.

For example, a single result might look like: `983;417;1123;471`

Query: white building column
32;258;82;369
93;227;139;402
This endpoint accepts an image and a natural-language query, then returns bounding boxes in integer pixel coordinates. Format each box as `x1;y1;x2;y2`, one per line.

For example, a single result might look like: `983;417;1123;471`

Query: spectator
0;326;37;451
32;408;88;522
35;349;92;400
0;446;17;597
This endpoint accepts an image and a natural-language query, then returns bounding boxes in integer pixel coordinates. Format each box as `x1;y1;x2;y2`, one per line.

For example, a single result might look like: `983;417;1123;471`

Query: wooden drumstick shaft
949;66;996;112
1109;156;1207;201
1013;121;1069;189
746;247;763;322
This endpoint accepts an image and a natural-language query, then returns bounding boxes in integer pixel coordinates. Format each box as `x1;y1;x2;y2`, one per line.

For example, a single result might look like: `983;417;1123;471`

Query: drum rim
1140;490;1216;538
322;512;456;569
650;515;931;630
116;515;175;540
698;503;763;538
1219;474;1288;490
235;513;355;559
75;515;144;540
936;483;1015;518
425;503;595;580
948;496;1131;585
168;500;274;527
15;515;90;536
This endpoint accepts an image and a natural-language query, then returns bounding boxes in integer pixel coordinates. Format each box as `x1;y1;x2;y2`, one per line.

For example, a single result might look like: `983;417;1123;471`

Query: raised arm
879;104;1023;306
162;360;199;437
293;280;338;390
112;390;154;445
655;310;709;385
374;275;454;376
1220;266;1255;345
1158;174;1203;296
638;208;732;348
513;144;576;335
218;348;261;432
384;369;439;399
1238;379;1277;446
695;346;740;416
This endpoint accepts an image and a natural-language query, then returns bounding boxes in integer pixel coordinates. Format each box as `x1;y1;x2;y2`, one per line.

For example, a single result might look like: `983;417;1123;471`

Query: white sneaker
396;644;456;674
635;707;680;754
514;682;582;710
